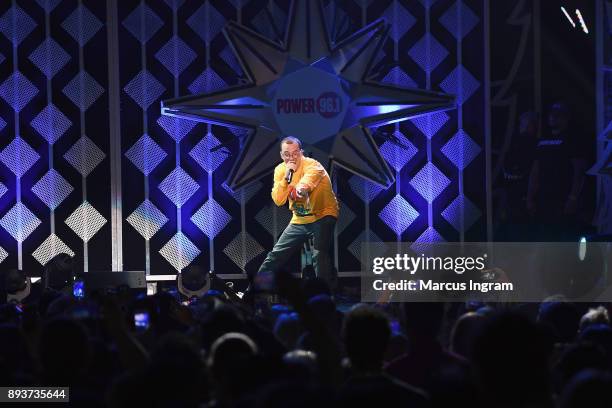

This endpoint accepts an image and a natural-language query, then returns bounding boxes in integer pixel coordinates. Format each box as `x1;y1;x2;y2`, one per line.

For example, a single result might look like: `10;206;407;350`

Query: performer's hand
289;186;300;201
285;162;298;182
296;184;309;196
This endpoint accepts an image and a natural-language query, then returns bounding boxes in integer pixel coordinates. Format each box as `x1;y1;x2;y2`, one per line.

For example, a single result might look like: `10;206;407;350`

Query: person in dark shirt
496;111;539;241
527;102;588;239
502;111;538;223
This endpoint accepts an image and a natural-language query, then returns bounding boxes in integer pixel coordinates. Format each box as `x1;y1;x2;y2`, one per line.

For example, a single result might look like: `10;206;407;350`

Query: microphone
286;169;294;184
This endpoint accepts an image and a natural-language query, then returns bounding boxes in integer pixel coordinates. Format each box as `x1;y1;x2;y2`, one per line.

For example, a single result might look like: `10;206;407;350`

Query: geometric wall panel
0;202;41;242
29;39;70;79
30;104;72;145
31;169;74;210
223;231;264;270
159;232;200;271
410;162;451;203
441;129;481;170
65;201;107;242
125;134;167;175
158;167;199;208
442;194;481;232
379;194;419;235
0;6;36;46
62;5;102;46
189;132;228;173
64;136;106;176
62;71;104;111
126;199;168;240
191;199;231;239
32;233;75;266
0;137;39;177
0;72;38;112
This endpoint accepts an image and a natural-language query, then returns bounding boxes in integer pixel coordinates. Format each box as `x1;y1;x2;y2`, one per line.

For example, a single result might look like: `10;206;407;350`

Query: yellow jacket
271;157;339;224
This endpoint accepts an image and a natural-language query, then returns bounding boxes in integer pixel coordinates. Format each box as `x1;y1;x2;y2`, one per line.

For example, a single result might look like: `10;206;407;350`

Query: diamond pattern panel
0;247;7;264
65;201;107;242
157;115;197;142
124;70;165;110
188;68;227;95
61;5;102;46
35;0;62;12
222;181;262;203
155;36;197;77
442;194;481;232
0;6;36;46
189;132;228;172
0;72;38;112
159;232;200;271
31;169;73;210
30;104;72;144
0;116;5;132
126;199;168;240
410;162;451;203
348;231;385;263
223;231;264;270
64;136;105;176
29;39;70;78
255;204;293;237
251;1;286;40
32;233;75;266
191;199;232;238
382;66;418;88
441;129;481;170
380;130;418;171
187;2;225;43
0;202;41;242
62;71;104;111
163;0;186;11
439;1;479;40
1;137;40;177
336;200;356;234
411;226;446;254
410;111;450;139
122;4;163;44
220;45;243;74
0;183;7;199
439;65;480;105
379;194;419;235
158;167;199;207
382;1;416;41
349;175;384;203
408;34;449;73
125;134;167;175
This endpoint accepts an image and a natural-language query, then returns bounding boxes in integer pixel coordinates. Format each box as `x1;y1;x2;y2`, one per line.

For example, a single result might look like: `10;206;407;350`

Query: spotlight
575;9;589;34
177;265;211;300
579;236;587;261
561;6;576;28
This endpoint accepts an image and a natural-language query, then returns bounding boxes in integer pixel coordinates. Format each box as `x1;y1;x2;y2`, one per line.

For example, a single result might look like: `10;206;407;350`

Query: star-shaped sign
161;0;455;189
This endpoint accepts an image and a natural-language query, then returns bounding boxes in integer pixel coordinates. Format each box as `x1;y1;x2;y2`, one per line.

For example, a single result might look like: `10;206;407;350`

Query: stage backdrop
0;0;488;278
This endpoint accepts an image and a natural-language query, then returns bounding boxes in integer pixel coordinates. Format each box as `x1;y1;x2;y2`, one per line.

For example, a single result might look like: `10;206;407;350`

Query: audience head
537;297;580;343
402;302;445;340
559;369;612;408
43;254;74;293
473;312;552;406
580;306;610;333
450;311;486;360
343;304;390;371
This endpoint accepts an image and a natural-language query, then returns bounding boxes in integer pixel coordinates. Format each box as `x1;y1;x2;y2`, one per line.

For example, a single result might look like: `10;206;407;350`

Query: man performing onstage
255;136;339;290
